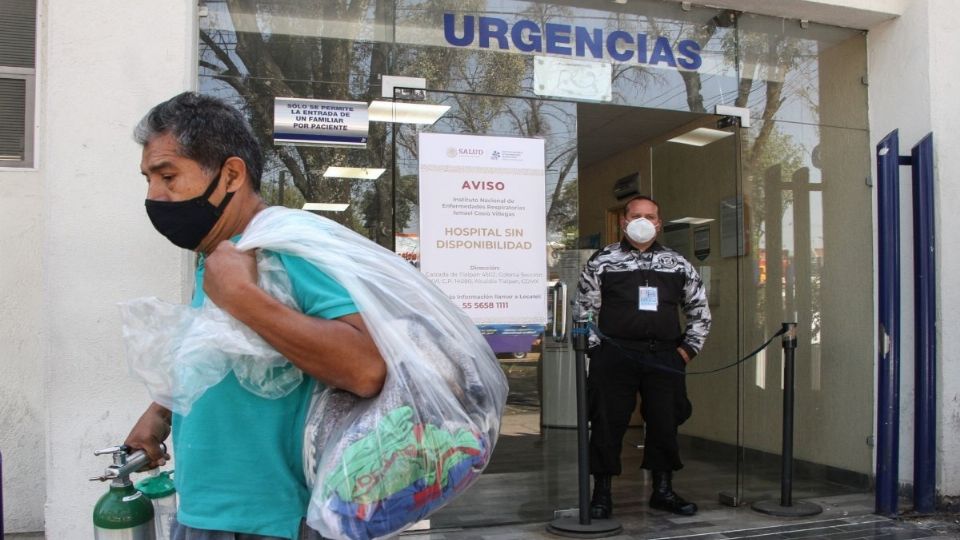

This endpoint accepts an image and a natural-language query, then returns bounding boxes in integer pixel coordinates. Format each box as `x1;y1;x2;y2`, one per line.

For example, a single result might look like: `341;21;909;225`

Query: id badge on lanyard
638;286;658;312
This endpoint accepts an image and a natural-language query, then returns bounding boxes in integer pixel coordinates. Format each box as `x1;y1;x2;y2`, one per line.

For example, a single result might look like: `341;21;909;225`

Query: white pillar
926;0;960;501
868;0;960;502
40;2;196;537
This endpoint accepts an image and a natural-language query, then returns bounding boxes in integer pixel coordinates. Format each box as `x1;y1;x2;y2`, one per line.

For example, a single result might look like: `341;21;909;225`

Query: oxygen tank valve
90;444;164;487
90;444;161;538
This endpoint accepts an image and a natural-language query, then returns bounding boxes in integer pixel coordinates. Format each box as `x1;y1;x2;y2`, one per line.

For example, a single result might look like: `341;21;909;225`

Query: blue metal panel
875;130;901;517
912;134;936;513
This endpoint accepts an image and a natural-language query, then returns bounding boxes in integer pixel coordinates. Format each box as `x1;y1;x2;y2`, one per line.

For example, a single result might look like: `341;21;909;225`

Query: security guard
576;195;711;518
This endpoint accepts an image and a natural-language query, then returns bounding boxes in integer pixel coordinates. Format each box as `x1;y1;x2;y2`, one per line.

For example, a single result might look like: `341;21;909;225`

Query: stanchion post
573;321;591;525
752;322;822;517
547;321;622;537
781;323;796;507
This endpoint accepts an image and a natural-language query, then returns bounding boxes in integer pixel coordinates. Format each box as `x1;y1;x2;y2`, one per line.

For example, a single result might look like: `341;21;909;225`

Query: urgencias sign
443;13;702;71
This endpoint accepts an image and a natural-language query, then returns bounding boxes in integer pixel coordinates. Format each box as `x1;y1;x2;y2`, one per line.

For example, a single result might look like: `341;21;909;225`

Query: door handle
551;281;568;342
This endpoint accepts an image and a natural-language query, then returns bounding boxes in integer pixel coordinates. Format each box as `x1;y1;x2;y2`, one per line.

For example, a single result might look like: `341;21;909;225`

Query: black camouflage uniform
577;238;711;476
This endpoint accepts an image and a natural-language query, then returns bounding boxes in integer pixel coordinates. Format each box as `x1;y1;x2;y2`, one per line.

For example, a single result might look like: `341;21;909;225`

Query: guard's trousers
587;340;691;475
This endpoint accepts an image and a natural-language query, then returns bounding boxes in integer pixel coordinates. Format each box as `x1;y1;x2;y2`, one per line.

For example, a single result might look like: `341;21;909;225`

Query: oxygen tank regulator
90;443;166;540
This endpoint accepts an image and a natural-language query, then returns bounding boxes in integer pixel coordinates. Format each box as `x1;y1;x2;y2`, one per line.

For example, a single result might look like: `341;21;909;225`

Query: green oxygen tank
90;444;161;539
136;470;176;539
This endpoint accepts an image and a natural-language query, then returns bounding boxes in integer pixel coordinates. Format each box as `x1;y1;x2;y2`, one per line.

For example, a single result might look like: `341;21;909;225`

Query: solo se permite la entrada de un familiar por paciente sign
274;97;369;148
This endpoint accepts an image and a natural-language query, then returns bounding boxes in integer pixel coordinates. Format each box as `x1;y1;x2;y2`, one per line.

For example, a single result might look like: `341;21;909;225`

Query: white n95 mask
625;218;657;244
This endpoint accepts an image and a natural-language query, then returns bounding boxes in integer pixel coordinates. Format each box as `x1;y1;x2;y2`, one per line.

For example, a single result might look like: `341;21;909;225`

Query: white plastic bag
120;207;508;540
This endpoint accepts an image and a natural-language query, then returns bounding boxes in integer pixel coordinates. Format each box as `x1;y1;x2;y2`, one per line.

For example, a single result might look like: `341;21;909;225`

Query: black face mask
145;166;235;250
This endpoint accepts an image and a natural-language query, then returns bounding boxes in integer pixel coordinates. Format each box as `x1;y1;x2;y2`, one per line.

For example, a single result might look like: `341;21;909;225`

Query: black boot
590;475;613;519
649;470;697;516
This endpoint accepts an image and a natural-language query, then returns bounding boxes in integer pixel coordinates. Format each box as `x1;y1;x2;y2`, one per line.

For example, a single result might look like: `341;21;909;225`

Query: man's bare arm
203;241;386;397
124;402;171;468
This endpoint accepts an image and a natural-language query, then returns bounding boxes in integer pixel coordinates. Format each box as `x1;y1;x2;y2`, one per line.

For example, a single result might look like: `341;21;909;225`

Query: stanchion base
546;517;623;538
751;499;823;517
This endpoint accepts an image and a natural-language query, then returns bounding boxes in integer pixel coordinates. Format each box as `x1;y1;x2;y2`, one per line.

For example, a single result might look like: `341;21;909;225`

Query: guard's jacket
576;239;711;359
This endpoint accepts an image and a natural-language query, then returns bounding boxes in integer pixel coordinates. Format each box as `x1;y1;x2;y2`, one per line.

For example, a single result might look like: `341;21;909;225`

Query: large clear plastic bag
120;251;305;414
120;207;508;540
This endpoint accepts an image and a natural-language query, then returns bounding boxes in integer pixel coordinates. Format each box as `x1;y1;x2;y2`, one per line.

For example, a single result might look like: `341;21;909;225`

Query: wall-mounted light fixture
368;101;450;125
667;127;733;147
303;202;349;212
322;167;386;180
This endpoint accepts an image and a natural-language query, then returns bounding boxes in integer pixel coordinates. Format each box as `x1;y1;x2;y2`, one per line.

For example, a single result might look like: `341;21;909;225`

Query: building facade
1;0;958;536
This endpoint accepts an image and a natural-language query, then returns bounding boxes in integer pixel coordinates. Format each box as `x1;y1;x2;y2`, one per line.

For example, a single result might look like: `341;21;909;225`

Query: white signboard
273;97;368;148
534;55;612;102
419;133;547;325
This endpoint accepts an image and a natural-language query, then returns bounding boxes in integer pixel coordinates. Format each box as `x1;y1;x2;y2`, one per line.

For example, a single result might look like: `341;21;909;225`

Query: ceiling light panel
368;101;450;125
668;217;715;225
667;127;734;147
322;167;386;180
303;203;349;212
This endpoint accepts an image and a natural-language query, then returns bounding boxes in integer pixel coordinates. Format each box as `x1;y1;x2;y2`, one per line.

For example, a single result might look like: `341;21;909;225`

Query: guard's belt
606;336;679;353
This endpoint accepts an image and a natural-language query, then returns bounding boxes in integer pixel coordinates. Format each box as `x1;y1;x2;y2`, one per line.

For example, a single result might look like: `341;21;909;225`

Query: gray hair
134;92;263;192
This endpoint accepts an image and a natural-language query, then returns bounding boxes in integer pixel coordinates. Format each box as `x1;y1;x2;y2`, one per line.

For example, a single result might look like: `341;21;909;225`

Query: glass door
650;121;743;506
732;14;874;508
392;90;582;528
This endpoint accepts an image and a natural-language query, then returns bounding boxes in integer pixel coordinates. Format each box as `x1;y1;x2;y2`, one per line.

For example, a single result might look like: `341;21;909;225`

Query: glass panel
735;13;871;503
206;1;741;113
203;0;391;42
392;0;739;112
739;120;873;503
201;71;397;245
651;127;740;506
394;89;580;527
198;0;874;522
735;14;868;130
200;2;397;246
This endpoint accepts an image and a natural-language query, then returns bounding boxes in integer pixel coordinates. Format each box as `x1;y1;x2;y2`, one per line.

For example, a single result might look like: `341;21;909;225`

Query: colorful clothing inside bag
173;250;357;540
321;406;488;540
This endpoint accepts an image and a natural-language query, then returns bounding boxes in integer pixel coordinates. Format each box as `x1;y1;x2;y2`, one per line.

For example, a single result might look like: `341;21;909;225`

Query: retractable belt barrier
571;321;823;518
583;323;789;376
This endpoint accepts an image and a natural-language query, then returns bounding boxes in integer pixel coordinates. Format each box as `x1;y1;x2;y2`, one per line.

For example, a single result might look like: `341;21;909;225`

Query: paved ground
5;508;957;539
9;362;957;539
403;509;960;540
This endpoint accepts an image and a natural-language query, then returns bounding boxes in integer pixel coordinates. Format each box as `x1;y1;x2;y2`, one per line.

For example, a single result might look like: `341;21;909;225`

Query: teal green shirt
172;251;357;539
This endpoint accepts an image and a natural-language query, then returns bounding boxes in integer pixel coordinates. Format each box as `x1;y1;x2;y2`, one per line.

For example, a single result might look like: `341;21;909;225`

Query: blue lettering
512;19;541;53
677;40;702;70
575;27;603;59
440;12;700;71
545;23;572;55
605;31;634;62
649;36;677;67
479;16;509;49
444;14;473;47
637;33;648;64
